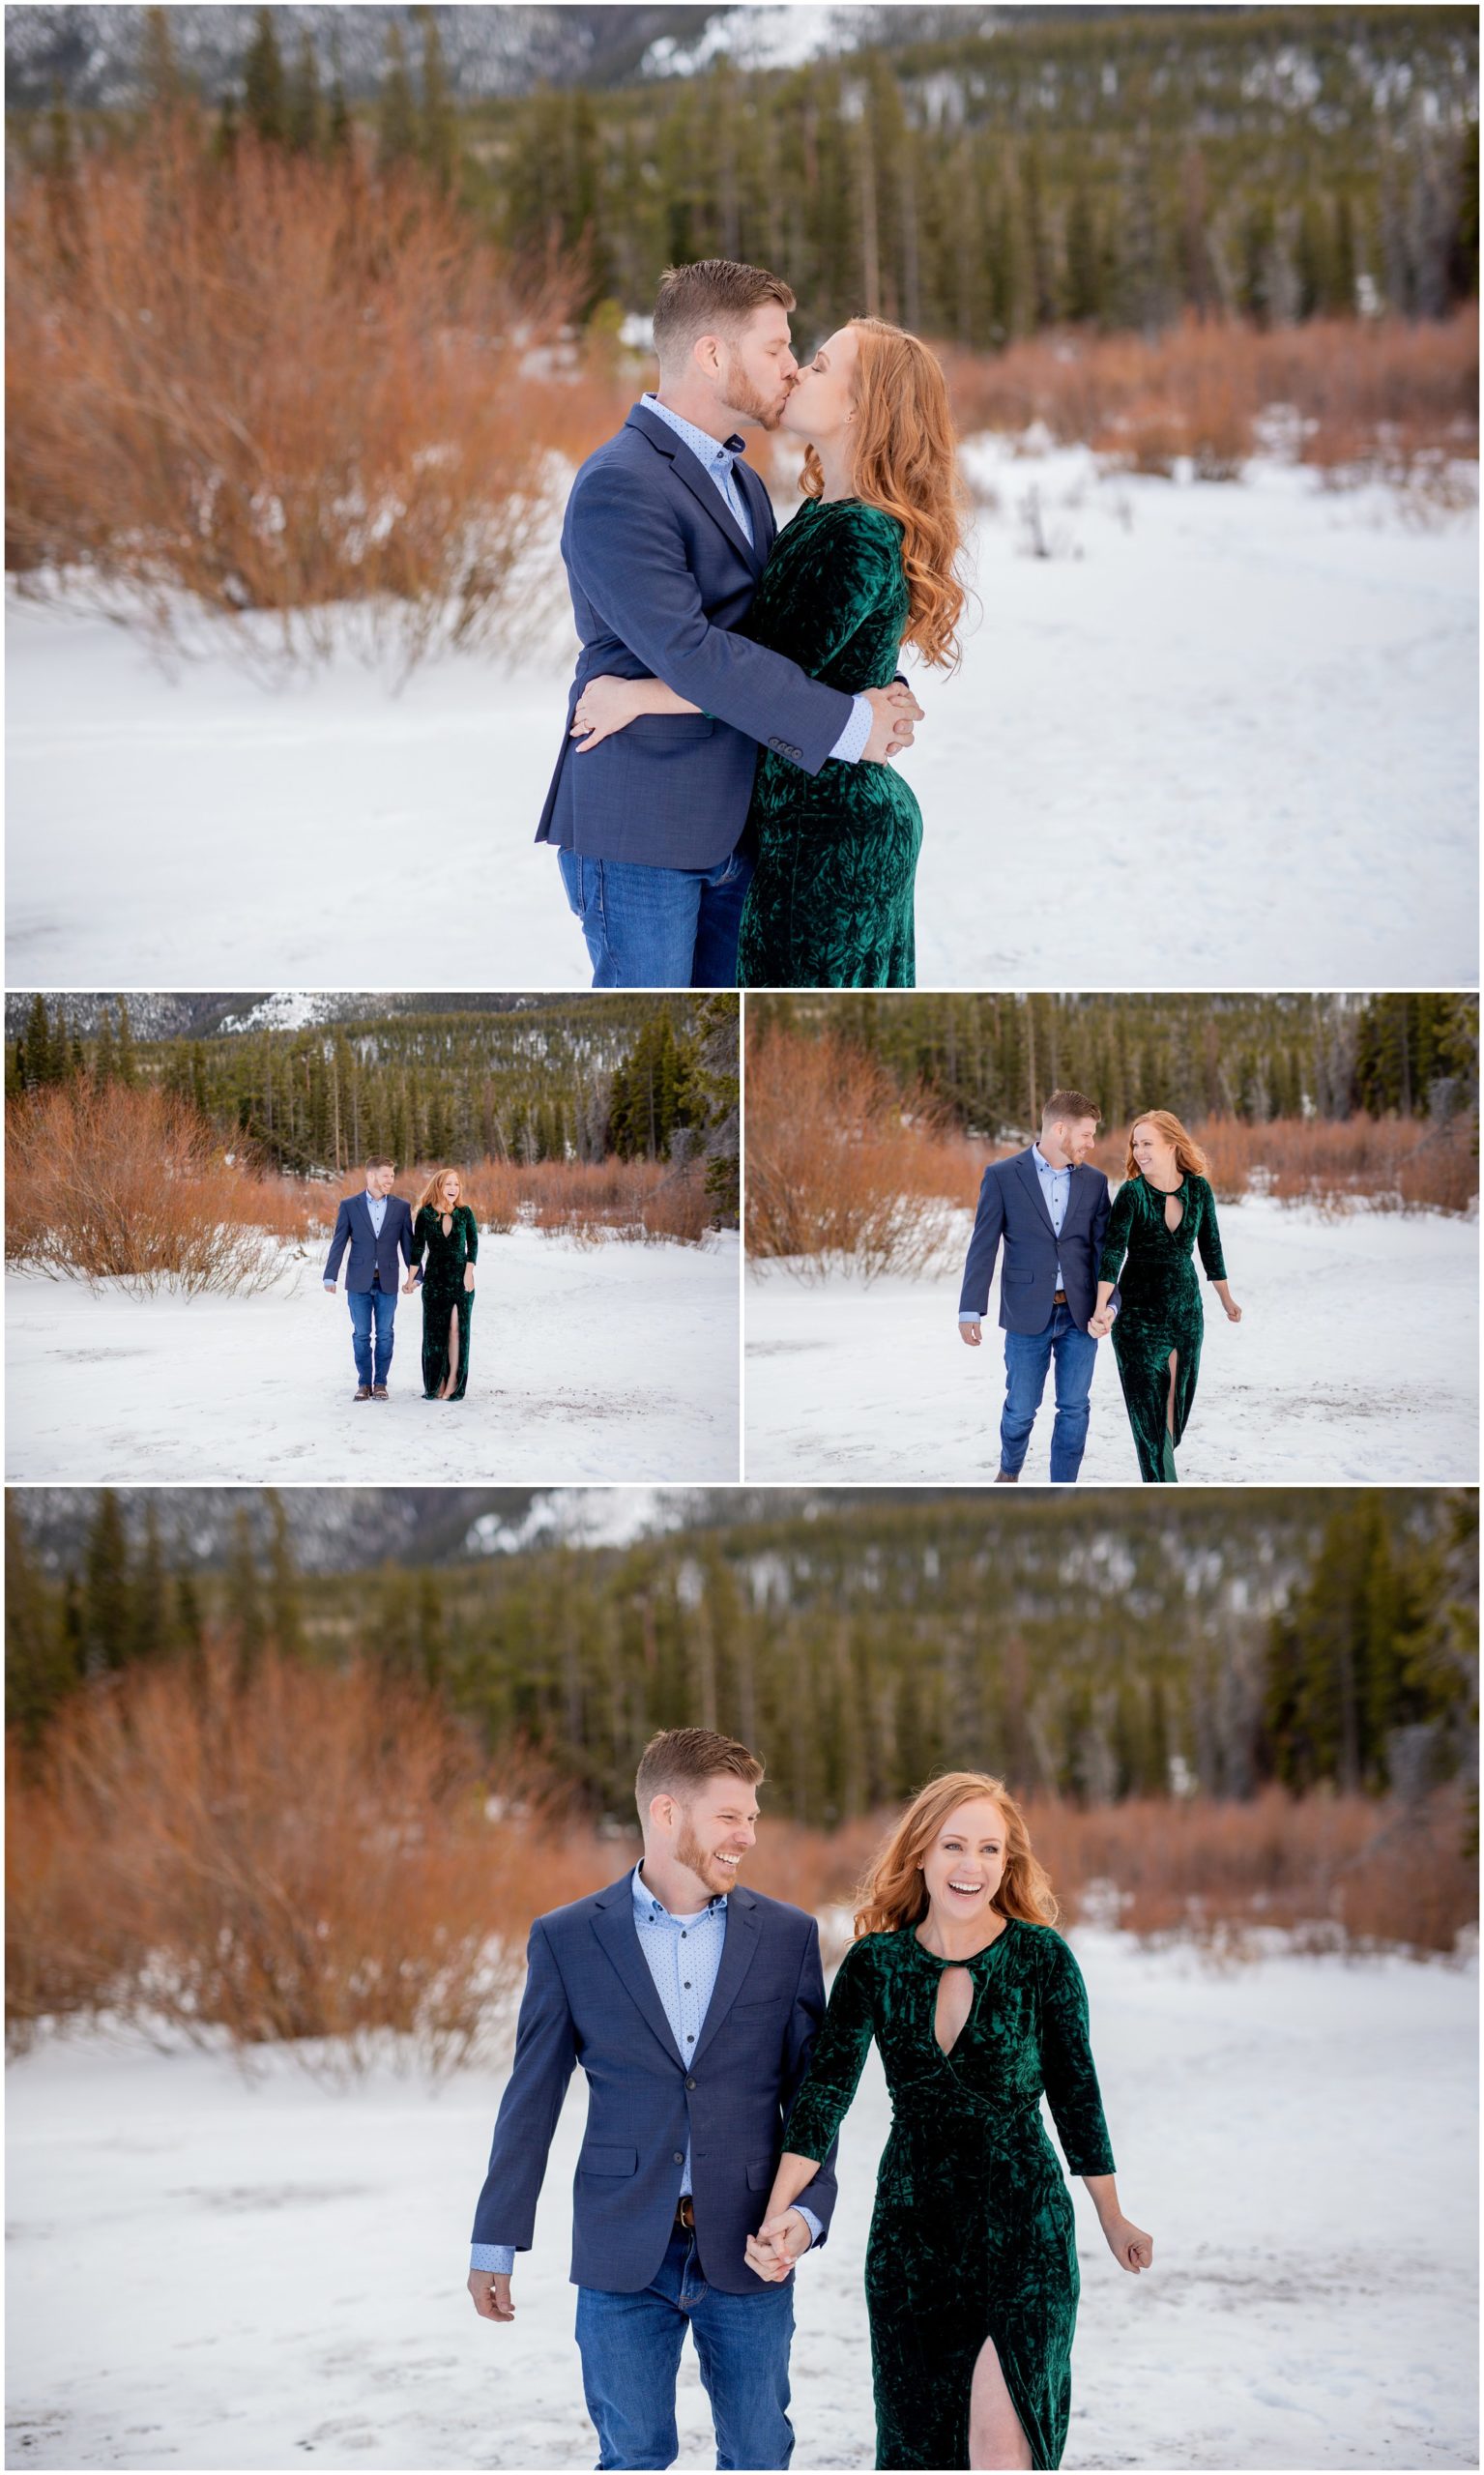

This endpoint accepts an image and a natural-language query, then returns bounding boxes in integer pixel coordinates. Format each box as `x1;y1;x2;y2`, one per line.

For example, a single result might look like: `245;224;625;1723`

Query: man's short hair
1041;1089;1100;1128
652;260;796;367
634;1727;764;1815
364;1154;395;1171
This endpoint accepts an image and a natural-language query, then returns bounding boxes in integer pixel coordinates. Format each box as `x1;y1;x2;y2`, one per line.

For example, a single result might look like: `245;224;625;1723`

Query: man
958;1089;1119;1484
537;256;923;989
467;1728;836;2470
321;1157;414;1402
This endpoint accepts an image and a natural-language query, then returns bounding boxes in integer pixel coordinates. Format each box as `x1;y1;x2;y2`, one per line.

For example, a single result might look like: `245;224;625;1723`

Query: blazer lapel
626;403;765;577
591;1879;684;2067
1015;1148;1058;1238
688;1887;762;2071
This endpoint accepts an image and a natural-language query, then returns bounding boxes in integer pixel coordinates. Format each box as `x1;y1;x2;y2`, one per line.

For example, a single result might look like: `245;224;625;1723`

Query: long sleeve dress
408;1203;479;1400
1096;1172;1227;1483
735;498;922;990
783;1921;1116;2473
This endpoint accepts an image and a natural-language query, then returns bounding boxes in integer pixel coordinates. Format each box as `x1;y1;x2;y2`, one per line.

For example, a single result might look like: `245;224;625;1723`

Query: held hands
1087;1309;1115;1339
862;683;923;764
467;2269;514;2322
402;1275;418;1295
1100;2214;1153;2274
744;2209;812;2285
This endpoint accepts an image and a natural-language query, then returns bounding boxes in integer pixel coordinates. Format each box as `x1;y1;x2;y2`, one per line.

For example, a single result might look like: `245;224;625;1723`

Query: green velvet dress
784;1922;1116;2472
408;1204;479;1401
1097;1173;1227;1483
736;498;922;989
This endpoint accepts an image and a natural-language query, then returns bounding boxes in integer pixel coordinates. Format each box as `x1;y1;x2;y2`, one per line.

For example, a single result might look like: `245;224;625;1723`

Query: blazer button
685;2077;697;2091
673;2150;684;2165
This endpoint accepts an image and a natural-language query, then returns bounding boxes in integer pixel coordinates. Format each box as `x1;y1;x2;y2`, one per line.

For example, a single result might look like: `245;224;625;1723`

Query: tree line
747;992;1480;1139
20;7;1477;347
7;993;738;1177
8;1489;1474;1815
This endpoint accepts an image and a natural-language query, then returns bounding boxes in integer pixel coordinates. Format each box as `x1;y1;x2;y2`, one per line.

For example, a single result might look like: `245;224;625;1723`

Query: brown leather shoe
371;1384;389;1400
354;1385;372;1401
995;1468;1019;1483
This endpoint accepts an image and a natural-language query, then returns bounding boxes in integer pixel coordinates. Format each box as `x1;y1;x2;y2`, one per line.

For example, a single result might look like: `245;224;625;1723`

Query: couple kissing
467;1729;1150;2471
536;258;968;992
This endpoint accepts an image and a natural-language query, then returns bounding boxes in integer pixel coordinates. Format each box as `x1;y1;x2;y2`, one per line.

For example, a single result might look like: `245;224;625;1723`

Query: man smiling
467;1728;836;2469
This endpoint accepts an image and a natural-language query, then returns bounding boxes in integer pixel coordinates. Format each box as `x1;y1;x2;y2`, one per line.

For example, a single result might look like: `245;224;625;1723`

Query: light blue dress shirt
365;1191;388;1238
1032;1142;1071;1292
471;1865;821;2275
641;393;872;766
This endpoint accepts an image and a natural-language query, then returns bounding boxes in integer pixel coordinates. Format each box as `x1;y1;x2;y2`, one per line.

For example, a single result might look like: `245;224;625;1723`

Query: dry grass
940;308;1479;489
412;1156;715;1244
745;1020;990;1277
752;1790;1475;1962
5;1649;615;2075
5;1080;320;1292
5;124;632;672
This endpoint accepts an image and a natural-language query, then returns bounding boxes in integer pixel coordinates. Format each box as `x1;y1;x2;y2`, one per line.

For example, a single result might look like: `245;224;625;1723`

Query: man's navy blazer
322;1191;414;1293
536;403;856;870
958;1148;1114;1335
470;1873;839;2295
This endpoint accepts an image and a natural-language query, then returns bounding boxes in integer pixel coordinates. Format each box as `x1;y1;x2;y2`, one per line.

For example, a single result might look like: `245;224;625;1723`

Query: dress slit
968;2329;1033;2473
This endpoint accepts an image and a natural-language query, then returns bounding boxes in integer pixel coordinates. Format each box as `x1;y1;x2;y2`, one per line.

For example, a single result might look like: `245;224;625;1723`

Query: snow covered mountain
4;992;565;1041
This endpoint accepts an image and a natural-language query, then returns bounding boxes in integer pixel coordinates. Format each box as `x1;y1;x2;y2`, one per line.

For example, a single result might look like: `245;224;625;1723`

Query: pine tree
226;1506;266;1687
417;6;458;193
5;1497;76;1744
82;1491;132;1675
265;1490;304;1652
243;6;287;149
378;22;420;174
287;32;324;158
139;5;184;117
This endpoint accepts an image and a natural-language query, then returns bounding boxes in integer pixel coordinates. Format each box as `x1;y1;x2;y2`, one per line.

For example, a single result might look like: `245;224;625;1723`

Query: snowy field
743;1197;1479;1484
5;1931;1475;2471
5;1228;740;1484
6;450;1476;987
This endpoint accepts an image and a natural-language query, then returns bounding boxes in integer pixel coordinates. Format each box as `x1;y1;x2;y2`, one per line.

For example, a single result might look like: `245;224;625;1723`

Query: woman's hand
1101;2213;1153;2273
402;1275;418;1295
1215;1282;1242;1323
570;674;697;749
463;1266;476;1293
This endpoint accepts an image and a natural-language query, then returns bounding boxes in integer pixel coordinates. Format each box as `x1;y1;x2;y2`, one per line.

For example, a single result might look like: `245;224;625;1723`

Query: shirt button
684;1981;691;1990
686;2033;694;2042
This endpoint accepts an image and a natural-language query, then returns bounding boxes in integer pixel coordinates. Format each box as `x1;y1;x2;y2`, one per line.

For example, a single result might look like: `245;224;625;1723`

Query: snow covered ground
5;1227;740;1484
743;1197;1478;1484
6;451;1475;987
5;1932;1474;2470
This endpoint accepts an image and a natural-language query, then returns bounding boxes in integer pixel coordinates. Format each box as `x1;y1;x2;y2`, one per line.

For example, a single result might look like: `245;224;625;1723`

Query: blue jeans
1001;1303;1098;1481
575;2228;795;2471
347;1284;396;1387
559;847;753;989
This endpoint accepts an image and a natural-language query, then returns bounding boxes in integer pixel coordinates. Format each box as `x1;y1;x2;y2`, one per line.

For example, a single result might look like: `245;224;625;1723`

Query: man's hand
323;1281;336;1294
744;2209;812;2284
862;683;923;764
959;1321;982;1348
468;2269;514;2322
1087;1309;1114;1339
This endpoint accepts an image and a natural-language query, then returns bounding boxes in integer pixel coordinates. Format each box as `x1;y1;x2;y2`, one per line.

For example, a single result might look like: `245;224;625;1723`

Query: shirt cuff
471;2243;516;2275
792;2202;824;2250
957;1313;981;1323
827;693;873;765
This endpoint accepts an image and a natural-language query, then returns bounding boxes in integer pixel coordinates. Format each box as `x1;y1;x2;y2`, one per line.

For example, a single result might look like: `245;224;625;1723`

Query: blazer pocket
578;2145;638;2177
1004;1267;1033;1283
746;2158;776;2191
731;1999;783;2017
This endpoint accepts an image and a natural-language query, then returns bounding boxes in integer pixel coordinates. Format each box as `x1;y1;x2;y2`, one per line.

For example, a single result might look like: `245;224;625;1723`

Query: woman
569;317;968;988
1091;1111;1242;1484
404;1169;478;1401
749;1773;1150;2472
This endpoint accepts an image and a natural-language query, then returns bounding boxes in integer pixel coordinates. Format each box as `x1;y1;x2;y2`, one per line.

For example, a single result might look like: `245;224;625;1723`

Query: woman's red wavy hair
800;316;970;672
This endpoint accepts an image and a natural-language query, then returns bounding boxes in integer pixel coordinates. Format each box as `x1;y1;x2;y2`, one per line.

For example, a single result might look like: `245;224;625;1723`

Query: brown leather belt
1053;1289;1068;1305
674;2196;695;2231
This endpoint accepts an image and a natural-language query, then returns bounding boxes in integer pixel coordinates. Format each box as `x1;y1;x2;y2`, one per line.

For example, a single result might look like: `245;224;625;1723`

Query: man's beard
723;349;788;431
676;1820;733;1890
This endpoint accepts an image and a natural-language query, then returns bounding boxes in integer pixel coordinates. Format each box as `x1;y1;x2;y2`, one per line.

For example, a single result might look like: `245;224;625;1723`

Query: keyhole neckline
441;1212;453;1237
910;1914;1014;1966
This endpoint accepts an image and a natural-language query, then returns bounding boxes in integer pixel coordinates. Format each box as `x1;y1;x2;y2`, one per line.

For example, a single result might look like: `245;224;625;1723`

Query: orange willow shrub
752;1791;1474;1961
745;1021;990;1276
1085;1114;1477;1211
940;307;1479;477
6;121;631;670
5;1080;320;1292
400;1156;714;1242
6;1649;615;2074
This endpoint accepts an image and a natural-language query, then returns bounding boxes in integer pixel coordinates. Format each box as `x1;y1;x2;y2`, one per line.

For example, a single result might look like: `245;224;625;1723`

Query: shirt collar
643;393;745;466
631;1861;727;1924
1032;1143;1066;1177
